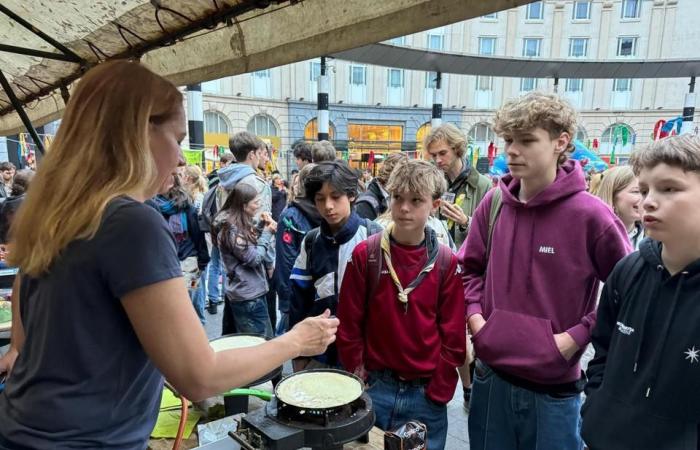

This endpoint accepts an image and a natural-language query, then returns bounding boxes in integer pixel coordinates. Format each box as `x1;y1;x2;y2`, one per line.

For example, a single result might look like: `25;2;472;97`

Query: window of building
520;78;538;92
388;69;404;88
526;1;544;20
387;69;404;106
482;12;498;19
613;78;633;92
617;37;637;57
202;79;222;94
350;65;366;85
204;111;229;134
427;28;445;50
388;36;406;46
252;69;271;97
569;38;589;57
479;37;496;55
621;0;641;19
574;127;587;143
310;61;321;81
247;114;279;137
304;118;336;140
476;76;493;91
565;79;584;92
601;123;635;154
572;1;591;20
416;122;431;153
468;123;496;151
348;123;404;153
523;38;542;57
425;71;438;89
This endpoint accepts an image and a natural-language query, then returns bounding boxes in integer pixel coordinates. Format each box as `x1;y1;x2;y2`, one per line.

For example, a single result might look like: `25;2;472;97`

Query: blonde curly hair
494;92;578;164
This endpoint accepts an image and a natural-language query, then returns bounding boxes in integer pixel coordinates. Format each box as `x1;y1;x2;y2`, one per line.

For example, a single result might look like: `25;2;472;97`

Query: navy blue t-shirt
0;197;182;449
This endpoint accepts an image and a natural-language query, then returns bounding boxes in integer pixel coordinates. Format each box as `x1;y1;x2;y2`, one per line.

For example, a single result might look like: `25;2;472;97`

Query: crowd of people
0;60;699;450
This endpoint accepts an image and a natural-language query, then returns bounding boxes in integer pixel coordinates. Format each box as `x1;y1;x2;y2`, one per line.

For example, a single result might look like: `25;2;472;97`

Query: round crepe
210;335;266;352
276;371;363;409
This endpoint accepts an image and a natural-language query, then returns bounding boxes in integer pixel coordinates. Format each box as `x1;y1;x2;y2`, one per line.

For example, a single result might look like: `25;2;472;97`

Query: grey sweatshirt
218;222;274;302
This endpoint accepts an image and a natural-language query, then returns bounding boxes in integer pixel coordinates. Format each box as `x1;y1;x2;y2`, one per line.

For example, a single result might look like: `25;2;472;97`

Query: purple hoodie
458;160;631;385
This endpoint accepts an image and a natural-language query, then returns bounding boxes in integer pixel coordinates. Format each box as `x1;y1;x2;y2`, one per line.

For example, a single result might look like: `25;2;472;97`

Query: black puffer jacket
582;239;700;450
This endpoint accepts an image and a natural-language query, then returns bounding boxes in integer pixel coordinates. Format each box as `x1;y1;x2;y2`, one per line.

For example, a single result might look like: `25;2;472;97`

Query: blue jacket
273;199;322;314
290;212;382;365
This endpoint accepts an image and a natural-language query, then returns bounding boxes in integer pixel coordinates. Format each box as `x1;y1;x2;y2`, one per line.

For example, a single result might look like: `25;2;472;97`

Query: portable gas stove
228;370;375;450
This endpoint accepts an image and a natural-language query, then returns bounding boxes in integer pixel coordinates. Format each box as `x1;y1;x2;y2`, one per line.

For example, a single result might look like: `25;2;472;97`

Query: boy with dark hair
338;159;465;450
582;134;700;450
290;160;381;370
292;140;312;169
460;92;631;450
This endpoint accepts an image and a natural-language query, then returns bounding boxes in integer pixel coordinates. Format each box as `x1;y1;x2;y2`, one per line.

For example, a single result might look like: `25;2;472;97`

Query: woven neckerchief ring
380;223;439;313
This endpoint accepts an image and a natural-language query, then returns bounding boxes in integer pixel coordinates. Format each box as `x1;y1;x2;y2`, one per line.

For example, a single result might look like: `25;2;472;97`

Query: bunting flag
610;140;617;165
487;142;496;166
367;151;375;169
468;145;474;167
472;147;480;168
18;133;28;159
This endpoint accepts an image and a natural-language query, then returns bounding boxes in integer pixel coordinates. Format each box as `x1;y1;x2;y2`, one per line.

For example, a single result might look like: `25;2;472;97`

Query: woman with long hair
182;164;208;212
0;60;337;449
214;183;277;337
595;165;644;249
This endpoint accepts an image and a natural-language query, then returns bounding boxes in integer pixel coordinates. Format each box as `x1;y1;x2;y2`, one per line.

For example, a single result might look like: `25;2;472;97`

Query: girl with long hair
595;165;644;249
0;60;337;449
182;164;208;212
214;182;277;337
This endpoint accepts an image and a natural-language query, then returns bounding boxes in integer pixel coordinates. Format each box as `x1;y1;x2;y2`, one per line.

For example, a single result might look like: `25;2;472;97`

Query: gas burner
229;393;375;450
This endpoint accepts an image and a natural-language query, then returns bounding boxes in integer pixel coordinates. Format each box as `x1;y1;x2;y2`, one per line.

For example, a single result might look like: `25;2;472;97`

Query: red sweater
337;239;466;404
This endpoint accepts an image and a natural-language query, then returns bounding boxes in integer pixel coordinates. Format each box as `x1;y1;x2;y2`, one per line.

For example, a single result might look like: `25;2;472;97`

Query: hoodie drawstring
506;211;519;296
643;271;688;398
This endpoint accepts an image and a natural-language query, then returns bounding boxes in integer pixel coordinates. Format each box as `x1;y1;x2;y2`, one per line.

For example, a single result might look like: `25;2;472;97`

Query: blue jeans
207;246;224;304
275;312;289;336
228;296;274;338
468;360;583;450
190;270;207;325
367;371;447;450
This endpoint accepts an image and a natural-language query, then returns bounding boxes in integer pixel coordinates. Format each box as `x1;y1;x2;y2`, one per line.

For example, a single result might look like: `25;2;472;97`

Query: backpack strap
356;192;382;216
365;233;384;305
436;243;453;284
304;228;320;267
485;188;503;261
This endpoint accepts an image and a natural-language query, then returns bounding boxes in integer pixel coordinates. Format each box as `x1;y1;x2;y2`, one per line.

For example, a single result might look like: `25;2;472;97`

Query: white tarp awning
0;0;530;135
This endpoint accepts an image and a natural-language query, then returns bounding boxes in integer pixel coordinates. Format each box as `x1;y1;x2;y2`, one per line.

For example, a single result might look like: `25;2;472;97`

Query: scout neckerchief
380;223;439;312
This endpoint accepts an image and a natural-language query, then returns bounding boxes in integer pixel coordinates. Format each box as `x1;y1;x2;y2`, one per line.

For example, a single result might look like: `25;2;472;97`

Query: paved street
203;305;471;449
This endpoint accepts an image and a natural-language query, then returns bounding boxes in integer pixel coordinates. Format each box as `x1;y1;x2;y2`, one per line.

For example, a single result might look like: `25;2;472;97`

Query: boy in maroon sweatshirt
338;160;465;450
460;92;631;450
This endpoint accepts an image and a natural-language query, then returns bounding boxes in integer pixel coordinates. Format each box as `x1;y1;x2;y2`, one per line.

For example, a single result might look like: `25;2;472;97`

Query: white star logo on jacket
685;346;699;364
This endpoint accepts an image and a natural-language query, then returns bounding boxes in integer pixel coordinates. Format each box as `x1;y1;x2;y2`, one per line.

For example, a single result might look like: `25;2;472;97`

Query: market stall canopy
0;0;532;135
331;43;700;79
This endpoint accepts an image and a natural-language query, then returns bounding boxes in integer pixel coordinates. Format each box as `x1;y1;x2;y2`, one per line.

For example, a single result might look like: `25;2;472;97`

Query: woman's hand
0;346;19;380
288;309;339;357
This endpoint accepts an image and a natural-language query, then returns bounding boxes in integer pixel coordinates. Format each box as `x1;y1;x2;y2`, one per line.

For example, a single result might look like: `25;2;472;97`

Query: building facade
197;0;699;173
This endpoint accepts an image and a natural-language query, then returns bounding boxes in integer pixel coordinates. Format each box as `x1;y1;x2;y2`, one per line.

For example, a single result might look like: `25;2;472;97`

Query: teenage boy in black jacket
582;134;700;450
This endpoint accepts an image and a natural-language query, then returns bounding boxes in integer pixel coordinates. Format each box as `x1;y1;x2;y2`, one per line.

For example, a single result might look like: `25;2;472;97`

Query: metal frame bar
0;4;83;62
0;69;45;156
0;43;81;62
